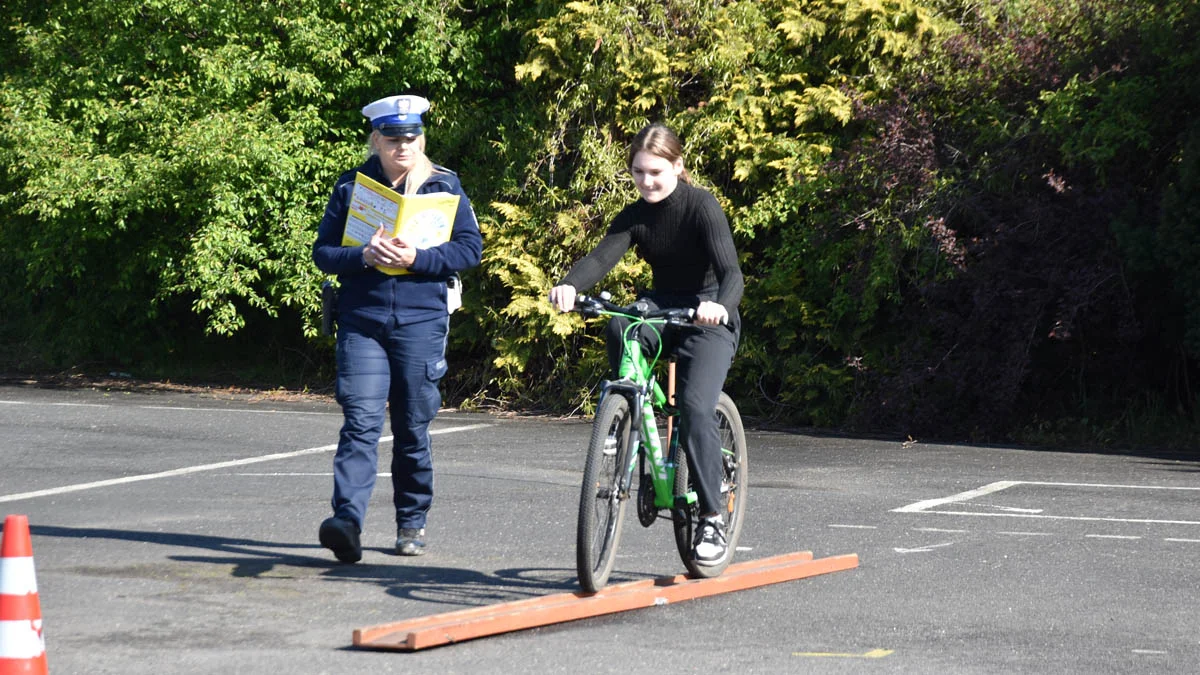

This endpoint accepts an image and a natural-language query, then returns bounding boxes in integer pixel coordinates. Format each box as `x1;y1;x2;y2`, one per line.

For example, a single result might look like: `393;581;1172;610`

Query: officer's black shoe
396;528;426;556
319;516;362;564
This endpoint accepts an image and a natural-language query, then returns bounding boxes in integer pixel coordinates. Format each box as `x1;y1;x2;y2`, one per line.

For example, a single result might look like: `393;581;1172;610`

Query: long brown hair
627;123;692;184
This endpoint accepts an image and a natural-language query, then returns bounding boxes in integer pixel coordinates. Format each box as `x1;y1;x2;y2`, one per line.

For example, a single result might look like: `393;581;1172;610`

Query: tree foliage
1;0;1196;447
0;0;514;363
490;0;946;417
842;0;1200;443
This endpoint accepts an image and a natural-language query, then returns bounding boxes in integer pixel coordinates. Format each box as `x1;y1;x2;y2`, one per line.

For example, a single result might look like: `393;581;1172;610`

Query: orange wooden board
354;550;859;651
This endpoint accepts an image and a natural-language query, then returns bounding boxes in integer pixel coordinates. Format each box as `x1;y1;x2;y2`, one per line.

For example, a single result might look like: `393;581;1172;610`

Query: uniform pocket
426;357;448;383
415;357;448;424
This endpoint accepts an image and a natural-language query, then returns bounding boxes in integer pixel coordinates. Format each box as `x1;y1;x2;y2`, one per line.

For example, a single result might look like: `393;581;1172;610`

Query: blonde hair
367;131;444;195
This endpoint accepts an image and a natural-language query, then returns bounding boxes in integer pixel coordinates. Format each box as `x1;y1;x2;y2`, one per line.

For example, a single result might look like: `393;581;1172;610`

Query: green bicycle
573;292;748;593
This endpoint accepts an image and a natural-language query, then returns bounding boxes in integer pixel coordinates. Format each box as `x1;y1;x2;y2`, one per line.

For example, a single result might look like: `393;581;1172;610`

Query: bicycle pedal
673;492;697;509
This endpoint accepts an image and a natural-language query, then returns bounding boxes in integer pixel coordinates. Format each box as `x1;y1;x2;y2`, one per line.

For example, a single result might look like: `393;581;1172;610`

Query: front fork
609;332;696;511
615;381;695;511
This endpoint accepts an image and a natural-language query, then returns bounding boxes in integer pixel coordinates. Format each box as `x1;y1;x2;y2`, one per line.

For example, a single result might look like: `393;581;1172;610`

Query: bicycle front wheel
576;393;635;593
673;392;749;578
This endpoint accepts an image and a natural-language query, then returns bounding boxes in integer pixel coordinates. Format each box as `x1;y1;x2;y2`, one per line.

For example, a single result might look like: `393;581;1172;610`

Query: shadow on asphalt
1134;458;1200;473
24;524;594;608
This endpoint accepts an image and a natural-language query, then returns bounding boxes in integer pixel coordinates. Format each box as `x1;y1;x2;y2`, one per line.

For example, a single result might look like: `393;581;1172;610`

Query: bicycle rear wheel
672;392;748;578
576;393;635;593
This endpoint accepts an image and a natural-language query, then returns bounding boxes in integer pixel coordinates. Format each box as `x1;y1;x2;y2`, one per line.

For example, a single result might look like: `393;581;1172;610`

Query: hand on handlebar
560;289;724;325
694;300;729;326
549;284;576;313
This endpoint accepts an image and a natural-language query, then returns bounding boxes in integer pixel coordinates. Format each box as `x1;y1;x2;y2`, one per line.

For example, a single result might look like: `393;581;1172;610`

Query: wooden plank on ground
353;550;859;651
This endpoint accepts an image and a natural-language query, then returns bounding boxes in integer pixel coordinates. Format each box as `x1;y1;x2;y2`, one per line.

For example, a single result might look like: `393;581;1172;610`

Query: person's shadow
21;524;624;608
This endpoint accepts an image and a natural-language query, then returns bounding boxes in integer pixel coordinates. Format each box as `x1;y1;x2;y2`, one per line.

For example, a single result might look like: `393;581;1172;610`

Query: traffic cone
0;515;47;675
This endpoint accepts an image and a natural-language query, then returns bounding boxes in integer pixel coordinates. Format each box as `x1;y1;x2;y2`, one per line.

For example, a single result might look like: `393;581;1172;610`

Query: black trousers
604;304;739;517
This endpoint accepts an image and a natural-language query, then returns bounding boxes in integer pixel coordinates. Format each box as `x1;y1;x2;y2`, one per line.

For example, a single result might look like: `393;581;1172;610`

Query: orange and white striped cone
0;515;47;675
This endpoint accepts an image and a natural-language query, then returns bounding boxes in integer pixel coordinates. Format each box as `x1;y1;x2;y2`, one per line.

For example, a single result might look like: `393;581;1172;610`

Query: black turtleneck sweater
559;181;743;314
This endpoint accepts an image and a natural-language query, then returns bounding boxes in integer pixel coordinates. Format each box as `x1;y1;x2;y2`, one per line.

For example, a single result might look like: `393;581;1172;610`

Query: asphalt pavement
0;384;1197;674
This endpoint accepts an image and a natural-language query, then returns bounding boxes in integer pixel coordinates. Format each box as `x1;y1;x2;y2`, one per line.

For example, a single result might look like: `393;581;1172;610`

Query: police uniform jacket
312;155;482;330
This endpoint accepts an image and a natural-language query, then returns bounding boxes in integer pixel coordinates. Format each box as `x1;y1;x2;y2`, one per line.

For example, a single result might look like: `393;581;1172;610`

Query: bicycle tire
672;392;748;578
576;393;635;593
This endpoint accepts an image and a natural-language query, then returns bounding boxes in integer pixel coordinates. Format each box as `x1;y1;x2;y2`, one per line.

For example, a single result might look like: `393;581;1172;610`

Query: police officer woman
313;94;482;563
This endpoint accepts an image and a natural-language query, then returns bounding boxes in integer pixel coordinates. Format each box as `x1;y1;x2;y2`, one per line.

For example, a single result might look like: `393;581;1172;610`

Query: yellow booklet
341;172;461;276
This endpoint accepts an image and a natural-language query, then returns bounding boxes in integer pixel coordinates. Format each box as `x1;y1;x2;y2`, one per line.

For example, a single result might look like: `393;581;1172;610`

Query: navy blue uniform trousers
332;314;449;532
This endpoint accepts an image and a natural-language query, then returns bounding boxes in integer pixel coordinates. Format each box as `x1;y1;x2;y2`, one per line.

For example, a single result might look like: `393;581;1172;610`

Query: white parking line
236;472;334;477
892;481;1019;512
893;481;1200;525
827;525;1200;547
0;400;107;408
0;423;491;503
142;405;339;416
914;512;1200;525
0;400;337;414
894;542;954;554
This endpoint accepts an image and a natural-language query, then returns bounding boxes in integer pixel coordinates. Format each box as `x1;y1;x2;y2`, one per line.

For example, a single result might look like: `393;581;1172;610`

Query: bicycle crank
636;454;657;527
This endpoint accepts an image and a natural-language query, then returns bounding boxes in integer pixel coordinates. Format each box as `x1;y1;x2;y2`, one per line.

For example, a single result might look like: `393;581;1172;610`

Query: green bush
486;0;945;419
0;0;514;366
1;0;1195;448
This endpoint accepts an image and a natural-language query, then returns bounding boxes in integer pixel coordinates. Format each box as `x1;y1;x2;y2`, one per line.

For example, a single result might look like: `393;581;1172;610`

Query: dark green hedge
1;0;1196;448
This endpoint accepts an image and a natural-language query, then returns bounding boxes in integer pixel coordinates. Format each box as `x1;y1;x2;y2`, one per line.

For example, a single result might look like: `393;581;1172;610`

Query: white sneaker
692;515;728;566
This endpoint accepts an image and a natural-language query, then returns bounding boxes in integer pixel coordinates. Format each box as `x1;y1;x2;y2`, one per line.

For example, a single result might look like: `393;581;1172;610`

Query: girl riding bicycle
549;122;744;567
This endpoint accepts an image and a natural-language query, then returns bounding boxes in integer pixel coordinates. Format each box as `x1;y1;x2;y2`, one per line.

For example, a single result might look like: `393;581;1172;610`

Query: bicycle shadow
22;524;595;608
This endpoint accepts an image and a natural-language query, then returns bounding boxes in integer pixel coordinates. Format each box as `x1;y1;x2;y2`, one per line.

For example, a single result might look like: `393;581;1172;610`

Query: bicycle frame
572;292;749;589
584;300;697;511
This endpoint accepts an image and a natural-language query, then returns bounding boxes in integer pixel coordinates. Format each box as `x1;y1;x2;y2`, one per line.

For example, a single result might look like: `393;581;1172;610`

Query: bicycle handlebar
573;293;697;326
